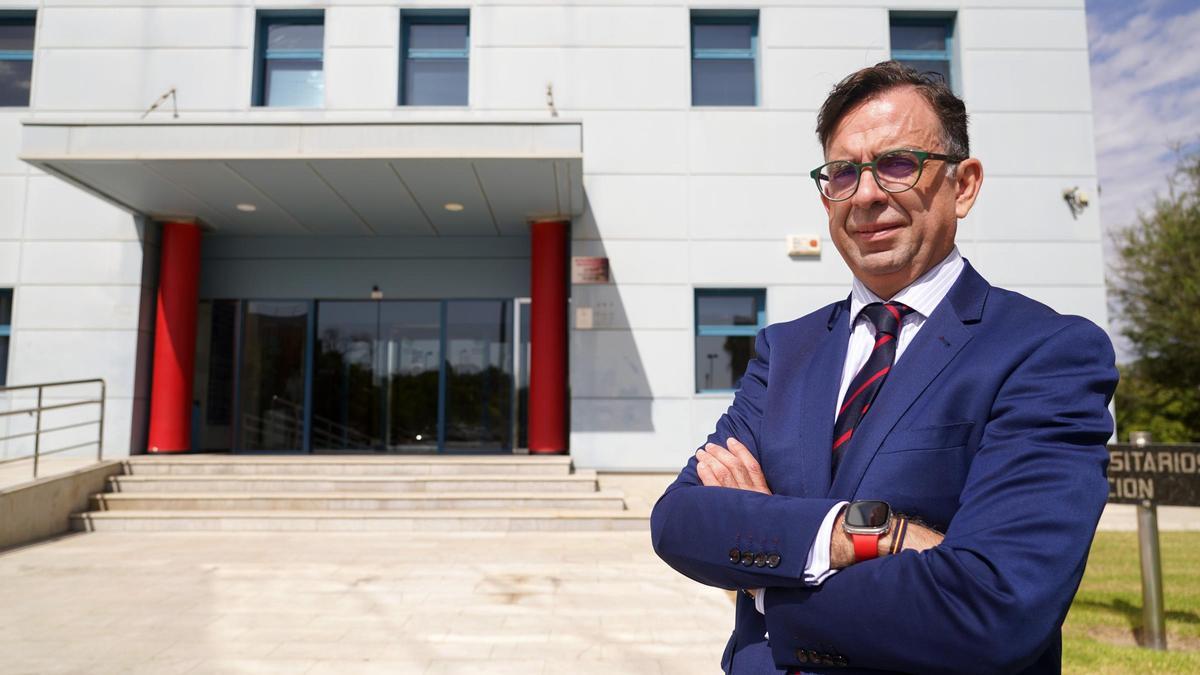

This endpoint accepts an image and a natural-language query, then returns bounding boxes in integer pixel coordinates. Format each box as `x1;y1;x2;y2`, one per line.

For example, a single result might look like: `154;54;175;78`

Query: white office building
0;0;1106;471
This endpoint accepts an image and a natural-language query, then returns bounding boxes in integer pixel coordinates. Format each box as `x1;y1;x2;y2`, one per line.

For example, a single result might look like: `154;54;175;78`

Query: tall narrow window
0;289;12;385
691;12;758;106
401;11;469;106
254;12;325;107
695;289;766;393
890;13;956;89
0;12;35;107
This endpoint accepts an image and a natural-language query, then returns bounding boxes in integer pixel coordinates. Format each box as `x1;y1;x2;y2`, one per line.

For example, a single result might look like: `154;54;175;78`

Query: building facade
0;0;1106;470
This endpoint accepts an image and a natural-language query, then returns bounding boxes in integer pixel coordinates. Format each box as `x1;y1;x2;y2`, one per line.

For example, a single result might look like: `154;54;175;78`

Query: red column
147;221;202;453
528;219;568;454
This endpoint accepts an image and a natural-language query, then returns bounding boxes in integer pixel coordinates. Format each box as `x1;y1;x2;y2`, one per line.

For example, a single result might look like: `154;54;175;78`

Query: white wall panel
19;241;145;285
967;241;1105;287
768;284;851;325
0;115;29;175
959;9;1089;50
22;175;140;240
688;111;818;175
474;5;687;48
0;176;25;239
36;6;252;49
688;174;828;240
965;176;1101;241
762;7;888;49
962;50;1092;112
572;240;689;285
0;242;19;285
33;48;251;111
14;285;143;330
324;47;397;109
571;328;692;398
10;330;141;398
972;112;1097;176
763;48;890;111
578;111;688;175
575;174;687;240
571;284;691;330
570;397;692;471
327;6;397;48
691;240;854;287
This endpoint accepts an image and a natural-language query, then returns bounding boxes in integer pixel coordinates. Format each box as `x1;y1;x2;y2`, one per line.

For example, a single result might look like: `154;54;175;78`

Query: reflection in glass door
312;301;380;450
381;302;441;452
443;300;513;452
239;301;310;451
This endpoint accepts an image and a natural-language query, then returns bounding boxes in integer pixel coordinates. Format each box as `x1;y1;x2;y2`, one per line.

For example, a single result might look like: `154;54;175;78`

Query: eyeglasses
809;149;964;201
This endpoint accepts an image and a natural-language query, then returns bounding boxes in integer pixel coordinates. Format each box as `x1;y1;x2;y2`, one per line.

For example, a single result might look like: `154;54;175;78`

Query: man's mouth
851;223;904;240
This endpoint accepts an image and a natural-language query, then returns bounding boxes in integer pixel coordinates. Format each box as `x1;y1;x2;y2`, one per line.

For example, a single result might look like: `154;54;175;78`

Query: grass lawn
1063;532;1200;673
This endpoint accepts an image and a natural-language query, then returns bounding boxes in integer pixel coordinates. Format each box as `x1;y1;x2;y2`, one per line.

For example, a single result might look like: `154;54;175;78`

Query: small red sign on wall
571;256;610;284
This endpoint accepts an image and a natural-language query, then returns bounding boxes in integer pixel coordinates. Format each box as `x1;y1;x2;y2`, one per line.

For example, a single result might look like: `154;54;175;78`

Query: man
650;61;1117;674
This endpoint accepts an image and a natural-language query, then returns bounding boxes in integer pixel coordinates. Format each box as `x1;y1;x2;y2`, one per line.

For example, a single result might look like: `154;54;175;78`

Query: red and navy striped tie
832;302;915;472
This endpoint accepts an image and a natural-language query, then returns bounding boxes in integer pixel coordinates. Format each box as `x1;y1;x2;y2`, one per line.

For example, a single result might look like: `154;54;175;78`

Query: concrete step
107;472;599;494
123;455;573;477
91;491;627;511
71;509;650;532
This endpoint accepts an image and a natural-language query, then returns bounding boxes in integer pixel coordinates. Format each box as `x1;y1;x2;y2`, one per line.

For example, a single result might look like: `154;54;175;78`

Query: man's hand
830;511;945;569
695;437;772;495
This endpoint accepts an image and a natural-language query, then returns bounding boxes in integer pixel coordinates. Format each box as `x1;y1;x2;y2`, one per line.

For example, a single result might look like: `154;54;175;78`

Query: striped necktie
832;301;916;472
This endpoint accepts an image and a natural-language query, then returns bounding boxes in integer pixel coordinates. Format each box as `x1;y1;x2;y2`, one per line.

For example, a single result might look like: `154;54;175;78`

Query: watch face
845;501;890;529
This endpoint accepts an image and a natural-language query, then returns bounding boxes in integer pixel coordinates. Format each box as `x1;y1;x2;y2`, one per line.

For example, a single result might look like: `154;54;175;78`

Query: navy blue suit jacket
651;262;1118;674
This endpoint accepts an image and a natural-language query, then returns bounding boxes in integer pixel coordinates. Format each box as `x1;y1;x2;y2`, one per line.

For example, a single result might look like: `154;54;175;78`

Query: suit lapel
827;262;989;499
794;300;850;498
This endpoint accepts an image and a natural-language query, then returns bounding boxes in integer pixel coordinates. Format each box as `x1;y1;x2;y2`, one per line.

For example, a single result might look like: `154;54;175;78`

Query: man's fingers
696;449;733;488
695;454;721;487
704;443;751;488
726;437;770;494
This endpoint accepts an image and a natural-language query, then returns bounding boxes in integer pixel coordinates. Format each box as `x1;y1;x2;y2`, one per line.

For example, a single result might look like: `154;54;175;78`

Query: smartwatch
842;500;892;562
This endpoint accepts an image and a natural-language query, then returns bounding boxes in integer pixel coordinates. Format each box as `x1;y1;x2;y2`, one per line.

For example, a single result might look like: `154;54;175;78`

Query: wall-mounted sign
1106;443;1200;505
572;256;610;284
787;235;822;257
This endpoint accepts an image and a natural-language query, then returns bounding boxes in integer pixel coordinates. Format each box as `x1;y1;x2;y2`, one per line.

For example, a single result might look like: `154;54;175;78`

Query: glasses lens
875;151;921;191
819;162;859;199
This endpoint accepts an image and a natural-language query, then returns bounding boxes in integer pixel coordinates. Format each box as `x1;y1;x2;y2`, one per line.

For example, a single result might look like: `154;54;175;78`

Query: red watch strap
852;533;879;561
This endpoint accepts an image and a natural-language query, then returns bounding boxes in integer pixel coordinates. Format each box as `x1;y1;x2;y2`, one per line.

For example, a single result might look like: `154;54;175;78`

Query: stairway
71;455;648;532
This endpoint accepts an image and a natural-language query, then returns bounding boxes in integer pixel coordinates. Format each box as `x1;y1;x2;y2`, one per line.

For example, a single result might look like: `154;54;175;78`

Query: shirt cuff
752;501;849;616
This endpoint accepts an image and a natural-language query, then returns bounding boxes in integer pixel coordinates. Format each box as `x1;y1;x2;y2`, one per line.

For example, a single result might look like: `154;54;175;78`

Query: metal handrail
0;378;106;479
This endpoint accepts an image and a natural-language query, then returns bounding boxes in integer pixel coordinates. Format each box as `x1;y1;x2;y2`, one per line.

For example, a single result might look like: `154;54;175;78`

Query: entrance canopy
19;119;583;236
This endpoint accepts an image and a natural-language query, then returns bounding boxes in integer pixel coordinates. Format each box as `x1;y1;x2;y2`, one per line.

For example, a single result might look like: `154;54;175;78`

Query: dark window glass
0;287;10;385
239;301;310;451
695;290;765;392
255;13;324;107
192;300;237;451
313;301;382;451
443;300;512;451
0;14;35;107
691;14;757;106
401;14;469;106
890;14;955;90
890;23;949;52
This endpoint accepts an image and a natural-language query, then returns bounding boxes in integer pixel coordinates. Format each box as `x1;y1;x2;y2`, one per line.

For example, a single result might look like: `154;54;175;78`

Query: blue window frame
0;289;12;385
695;289;766;393
0;12;35;107
691;11;758;106
400;11;469;106
890;13;956;90
253;11;325;107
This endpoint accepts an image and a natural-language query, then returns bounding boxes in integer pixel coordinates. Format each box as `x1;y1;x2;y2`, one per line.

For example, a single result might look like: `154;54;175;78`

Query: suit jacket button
766;552;781;568
728;547;741;564
794;650;808;664
753;552;767;567
740;551;754;566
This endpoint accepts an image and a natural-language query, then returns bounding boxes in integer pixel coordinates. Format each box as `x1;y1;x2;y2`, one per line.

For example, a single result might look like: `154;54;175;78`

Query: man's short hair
816;61;969;160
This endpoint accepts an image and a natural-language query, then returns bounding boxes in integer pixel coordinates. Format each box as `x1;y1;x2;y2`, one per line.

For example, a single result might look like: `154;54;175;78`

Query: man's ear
954;158;984;219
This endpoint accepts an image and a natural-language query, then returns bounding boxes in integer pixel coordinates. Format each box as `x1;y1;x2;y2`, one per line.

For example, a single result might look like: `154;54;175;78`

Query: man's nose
850;167;889;207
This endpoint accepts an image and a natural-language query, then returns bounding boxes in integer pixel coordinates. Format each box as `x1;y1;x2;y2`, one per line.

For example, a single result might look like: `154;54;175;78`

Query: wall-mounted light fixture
1063;186;1090;219
370;285;383;300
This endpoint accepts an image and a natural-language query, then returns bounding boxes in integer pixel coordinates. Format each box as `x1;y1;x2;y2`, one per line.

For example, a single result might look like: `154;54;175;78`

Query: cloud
1087;0;1200;235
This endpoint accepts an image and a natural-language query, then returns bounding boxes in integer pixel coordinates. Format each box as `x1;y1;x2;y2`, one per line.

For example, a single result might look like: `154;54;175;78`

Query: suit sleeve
650;326;841;591
762;319;1118;674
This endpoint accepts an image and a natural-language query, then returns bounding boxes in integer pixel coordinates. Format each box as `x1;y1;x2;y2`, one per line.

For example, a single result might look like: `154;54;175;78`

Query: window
401;11;469;106
691;12;758;106
0;12;35;107
695;289;766;392
0;289;12;385
890;13;956;89
254;12;325;107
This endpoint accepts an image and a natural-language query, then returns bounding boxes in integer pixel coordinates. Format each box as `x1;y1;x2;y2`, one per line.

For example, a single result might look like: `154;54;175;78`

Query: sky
1085;0;1200;243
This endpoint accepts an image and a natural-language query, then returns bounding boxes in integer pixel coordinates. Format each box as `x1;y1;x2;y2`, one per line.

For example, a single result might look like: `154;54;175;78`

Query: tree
1110;148;1200;442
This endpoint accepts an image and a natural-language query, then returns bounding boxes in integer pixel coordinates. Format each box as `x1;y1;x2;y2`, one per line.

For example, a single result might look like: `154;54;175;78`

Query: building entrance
192;298;529;454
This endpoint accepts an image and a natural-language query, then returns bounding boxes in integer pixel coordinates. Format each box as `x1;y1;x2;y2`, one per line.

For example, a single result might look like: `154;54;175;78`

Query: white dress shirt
755;248;965;614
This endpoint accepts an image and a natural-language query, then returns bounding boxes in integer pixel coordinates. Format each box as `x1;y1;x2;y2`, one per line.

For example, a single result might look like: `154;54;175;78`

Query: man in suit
650;62;1117;674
